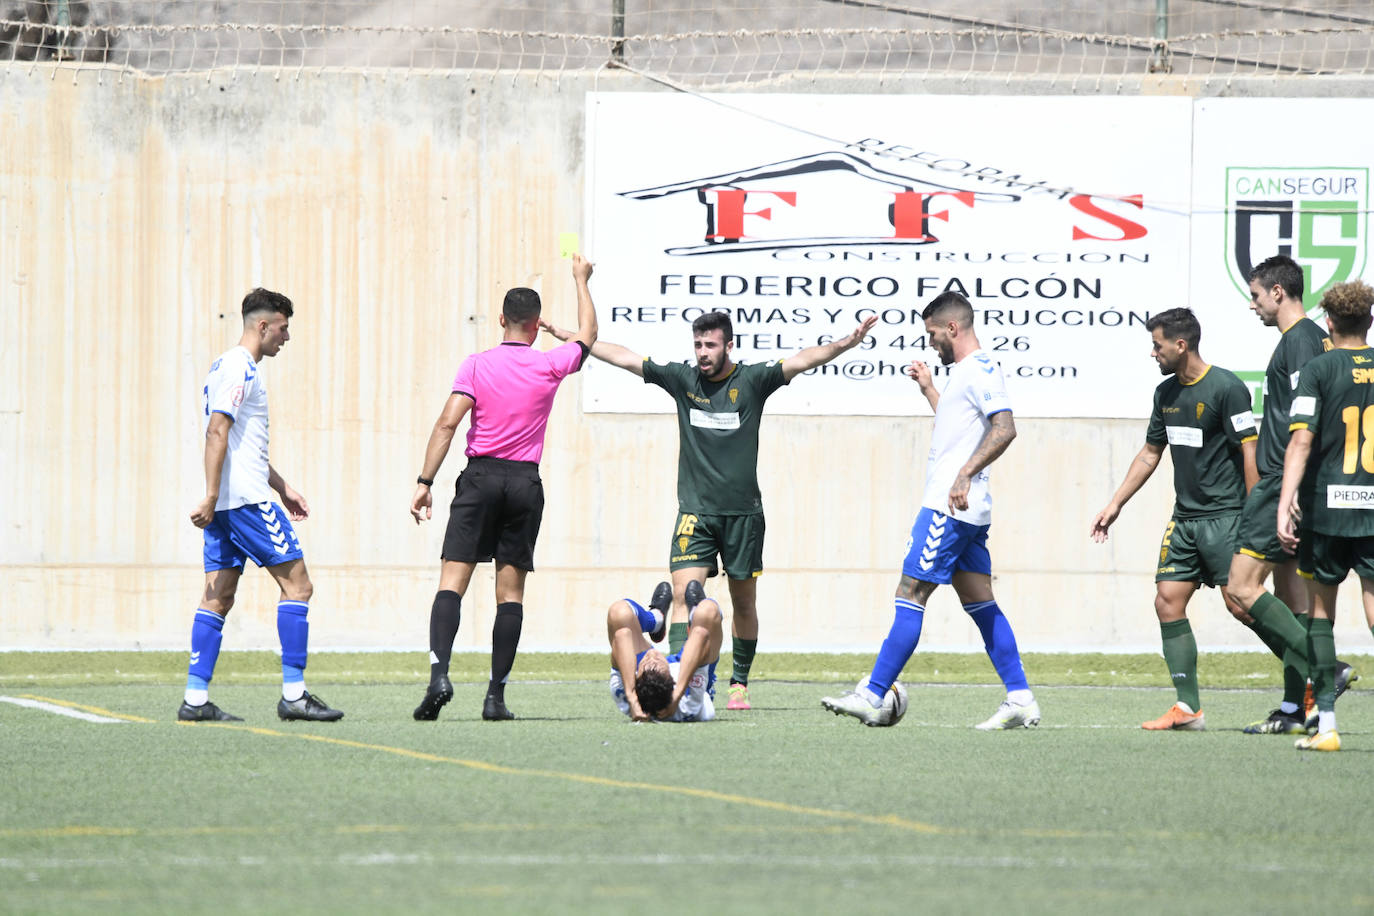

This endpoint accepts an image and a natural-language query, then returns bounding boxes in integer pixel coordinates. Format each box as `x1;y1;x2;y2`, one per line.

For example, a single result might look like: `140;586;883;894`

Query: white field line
0;850;1335;877
0;695;129;723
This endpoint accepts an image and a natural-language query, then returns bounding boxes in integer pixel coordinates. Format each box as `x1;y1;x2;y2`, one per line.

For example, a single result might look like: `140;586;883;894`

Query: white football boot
975;698;1041;730
821;690;894;727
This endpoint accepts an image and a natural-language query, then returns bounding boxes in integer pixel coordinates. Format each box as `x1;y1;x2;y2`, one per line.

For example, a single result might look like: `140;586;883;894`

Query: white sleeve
970;355;1013;417
206;353;253;421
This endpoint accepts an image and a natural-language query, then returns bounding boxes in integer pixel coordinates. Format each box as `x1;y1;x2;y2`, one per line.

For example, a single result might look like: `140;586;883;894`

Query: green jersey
642;358;789;515
1145;365;1257;519
1288;346;1374;537
1256;317;1329;477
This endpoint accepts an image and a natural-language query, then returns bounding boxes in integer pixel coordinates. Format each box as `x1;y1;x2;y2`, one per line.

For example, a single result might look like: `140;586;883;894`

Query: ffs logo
1225;167;1369;313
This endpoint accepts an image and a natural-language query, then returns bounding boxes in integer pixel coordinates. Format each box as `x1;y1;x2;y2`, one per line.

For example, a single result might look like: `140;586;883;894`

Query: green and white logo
1225;167;1368;314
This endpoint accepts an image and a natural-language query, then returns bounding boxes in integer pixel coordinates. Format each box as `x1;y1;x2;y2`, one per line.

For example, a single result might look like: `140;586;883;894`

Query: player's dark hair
242;288;293;320
1146;307;1202;352
922;292;974;327
503;287;542;325
692;310;733;341
634;666;675;718
1321;281;1374;335
1249;254;1304;302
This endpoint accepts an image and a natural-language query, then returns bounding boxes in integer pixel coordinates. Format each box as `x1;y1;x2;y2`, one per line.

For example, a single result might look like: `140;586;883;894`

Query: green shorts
1235;475;1316;570
1235;476;1285;564
1156;514;1239;588
1301;531;1374;586
668;511;764;580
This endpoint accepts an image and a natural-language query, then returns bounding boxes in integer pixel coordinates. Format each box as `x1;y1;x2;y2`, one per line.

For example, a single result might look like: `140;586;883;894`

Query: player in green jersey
1091;308;1258;730
1226;255;1356;735
1279;280;1374;751
543;309;877;710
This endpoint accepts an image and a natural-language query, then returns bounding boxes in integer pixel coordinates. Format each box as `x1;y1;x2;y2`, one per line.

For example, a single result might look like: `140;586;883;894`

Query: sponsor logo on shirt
1290;370;1301;390
1291;395;1316;418
1165;426;1203;448
690;409;741;430
231;385;244;407
1230;411;1257;432
1327;485;1374;509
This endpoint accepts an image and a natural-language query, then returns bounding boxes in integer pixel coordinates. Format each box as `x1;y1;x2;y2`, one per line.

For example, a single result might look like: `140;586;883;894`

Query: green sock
667;622;688;655
1308;617;1337;712
1160;619;1200;711
731;637;757;685
1248;615;1309;708
1247;592;1309;661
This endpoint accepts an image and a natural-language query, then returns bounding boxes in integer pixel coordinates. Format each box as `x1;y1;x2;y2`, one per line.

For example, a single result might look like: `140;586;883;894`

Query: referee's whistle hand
410;486;433;524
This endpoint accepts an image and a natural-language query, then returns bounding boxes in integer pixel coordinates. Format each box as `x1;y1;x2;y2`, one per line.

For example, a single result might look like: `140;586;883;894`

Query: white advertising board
584;93;1195;417
1190;98;1372;413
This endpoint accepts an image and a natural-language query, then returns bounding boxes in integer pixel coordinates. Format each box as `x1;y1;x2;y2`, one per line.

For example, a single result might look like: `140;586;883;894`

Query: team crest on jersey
678;536;689;552
1196;402;1205;421
729;388;739;404
1224;167;1369;314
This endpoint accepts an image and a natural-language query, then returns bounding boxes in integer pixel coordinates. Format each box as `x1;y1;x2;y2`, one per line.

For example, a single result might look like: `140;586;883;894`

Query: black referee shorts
441;457;545;571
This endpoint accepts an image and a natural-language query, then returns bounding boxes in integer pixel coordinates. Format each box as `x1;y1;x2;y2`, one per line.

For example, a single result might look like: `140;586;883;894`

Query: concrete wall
3;67;1373;654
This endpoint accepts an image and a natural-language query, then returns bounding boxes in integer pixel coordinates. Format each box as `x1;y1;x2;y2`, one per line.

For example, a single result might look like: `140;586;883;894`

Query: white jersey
609;658;716;723
201;346;273;511
920;348;1012;527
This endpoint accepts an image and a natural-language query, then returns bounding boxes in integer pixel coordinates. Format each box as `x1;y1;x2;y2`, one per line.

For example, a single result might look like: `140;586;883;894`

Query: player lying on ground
608;580;722;722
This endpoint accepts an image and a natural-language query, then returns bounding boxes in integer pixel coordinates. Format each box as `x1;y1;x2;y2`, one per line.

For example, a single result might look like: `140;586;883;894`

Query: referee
409;255;597;721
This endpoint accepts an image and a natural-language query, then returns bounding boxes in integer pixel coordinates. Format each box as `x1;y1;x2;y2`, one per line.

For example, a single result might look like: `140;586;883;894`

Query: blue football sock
186;609;225;699
278;600;309;695
634;603;664;636
965;600;1029;693
867;598;925;701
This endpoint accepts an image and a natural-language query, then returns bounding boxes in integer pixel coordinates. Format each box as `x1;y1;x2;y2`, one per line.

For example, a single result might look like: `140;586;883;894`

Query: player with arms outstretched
544;309;877;712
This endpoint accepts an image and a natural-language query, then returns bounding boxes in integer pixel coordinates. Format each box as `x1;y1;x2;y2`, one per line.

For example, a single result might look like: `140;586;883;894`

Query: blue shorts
203;501;304;572
901;506;992;584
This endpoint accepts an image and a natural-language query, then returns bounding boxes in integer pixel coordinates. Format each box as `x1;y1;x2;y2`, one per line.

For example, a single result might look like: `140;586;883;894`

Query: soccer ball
857;676;909;725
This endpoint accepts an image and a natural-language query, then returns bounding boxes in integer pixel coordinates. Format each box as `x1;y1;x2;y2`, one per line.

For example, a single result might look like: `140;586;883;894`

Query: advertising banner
1191;98;1372;414
584;93;1195;417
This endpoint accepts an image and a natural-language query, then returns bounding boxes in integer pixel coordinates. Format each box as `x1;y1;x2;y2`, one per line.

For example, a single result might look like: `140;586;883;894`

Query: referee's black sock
488;602;524;697
429;590;462;684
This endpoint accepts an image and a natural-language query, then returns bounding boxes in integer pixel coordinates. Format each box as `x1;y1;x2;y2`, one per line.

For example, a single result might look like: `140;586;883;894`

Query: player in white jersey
823;292;1039;728
180;288;343;724
608;580;722;722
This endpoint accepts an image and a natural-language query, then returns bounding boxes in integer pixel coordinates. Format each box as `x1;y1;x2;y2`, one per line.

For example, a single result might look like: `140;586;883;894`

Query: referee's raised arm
569;253;598;352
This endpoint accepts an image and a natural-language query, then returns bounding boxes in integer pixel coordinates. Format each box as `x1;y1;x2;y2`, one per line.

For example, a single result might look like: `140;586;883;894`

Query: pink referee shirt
452;340;586;464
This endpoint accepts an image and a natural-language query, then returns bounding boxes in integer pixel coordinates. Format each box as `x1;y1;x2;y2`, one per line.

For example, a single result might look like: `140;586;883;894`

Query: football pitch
2;651;1371;915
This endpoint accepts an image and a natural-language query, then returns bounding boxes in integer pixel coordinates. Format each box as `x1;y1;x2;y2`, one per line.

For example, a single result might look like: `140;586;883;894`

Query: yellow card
558;232;579;260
